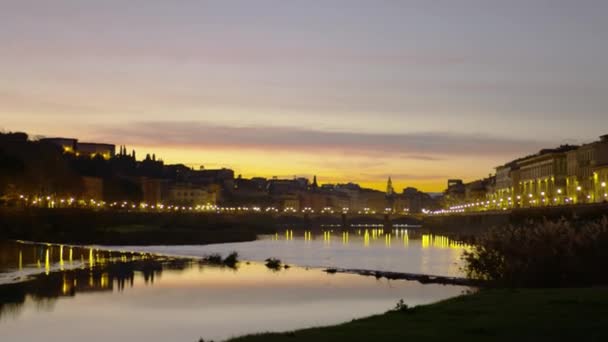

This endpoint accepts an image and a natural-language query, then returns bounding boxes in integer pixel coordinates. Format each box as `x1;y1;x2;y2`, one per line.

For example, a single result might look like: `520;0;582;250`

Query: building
358;189;389;212
280;194;301;211
395;187;437;213
40;138;115;160
166;183;218;206
509;145;576;207
82;176;103;201
493;163;518;205
139;178;164;205
77;142;116;159
39;138;78;152
443;179;465;207
230;177;272;207
566;134;608;203
465;177;494;204
445;134;608;211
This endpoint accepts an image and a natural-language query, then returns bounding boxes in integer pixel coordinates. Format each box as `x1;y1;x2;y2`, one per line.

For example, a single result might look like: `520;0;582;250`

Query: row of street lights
445;182;607;214
14;195;410;215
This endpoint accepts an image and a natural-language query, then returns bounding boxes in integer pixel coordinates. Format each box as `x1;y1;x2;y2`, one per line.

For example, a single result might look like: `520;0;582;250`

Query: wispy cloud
93;121;549;158
359;173;448;181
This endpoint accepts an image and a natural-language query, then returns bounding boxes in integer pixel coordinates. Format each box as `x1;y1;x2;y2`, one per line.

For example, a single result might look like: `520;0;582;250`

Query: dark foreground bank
0;208;276;245
228;288;608;342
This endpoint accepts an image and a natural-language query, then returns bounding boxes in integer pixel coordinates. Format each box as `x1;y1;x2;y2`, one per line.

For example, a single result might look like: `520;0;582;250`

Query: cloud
92;121;549;158
359;173;448;181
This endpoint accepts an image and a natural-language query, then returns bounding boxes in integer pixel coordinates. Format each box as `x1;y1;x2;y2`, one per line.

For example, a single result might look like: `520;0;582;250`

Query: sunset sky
2;1;608;191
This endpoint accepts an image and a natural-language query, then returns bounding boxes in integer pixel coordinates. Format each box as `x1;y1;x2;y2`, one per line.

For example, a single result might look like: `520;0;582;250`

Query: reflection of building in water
1;241;200;320
421;234;471;249
0;256;178;318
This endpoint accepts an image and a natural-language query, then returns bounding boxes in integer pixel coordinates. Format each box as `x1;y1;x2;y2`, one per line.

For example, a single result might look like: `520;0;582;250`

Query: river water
0;230;471;342
109;228;470;277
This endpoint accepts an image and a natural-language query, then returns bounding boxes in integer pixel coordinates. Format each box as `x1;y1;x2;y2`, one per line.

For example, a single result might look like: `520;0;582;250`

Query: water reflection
120;229;472;278
0;251;186;320
0;241;155;285
0;240;470;342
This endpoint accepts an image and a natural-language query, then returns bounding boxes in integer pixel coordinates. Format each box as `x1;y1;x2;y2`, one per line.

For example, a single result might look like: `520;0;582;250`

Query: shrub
392;299;408;312
201;252;239;268
463;217;608;287
265;258;282;270
223;252;239;268
202;254;223;265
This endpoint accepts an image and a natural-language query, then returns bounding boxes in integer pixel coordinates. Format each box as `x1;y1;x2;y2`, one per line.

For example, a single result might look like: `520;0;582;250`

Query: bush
265;258;282;270
463;217;608;287
201;252;239;268
223;252;239;268
392;299;408;312
202;254;223;264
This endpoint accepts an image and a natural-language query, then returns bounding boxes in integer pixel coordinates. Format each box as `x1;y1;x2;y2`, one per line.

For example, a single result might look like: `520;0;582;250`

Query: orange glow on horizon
126;145;500;192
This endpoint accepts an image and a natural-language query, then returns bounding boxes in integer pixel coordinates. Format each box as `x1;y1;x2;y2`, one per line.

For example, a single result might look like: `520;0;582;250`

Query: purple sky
1;0;607;190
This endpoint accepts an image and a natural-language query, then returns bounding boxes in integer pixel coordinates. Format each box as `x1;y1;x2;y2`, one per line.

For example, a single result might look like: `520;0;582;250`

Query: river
0;230;471;341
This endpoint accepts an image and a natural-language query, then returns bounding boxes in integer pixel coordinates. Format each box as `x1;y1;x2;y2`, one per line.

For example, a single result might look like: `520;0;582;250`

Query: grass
228;288;608;342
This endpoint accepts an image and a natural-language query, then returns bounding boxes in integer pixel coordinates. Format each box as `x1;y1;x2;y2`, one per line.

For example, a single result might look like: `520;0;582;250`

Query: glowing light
89;248;95;267
45;248;50;275
59;245;64;270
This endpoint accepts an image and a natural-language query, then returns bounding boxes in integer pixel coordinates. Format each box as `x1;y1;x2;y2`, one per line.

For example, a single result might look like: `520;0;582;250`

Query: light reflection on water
0;240;470;342
0;241;153;284
118;229;472;277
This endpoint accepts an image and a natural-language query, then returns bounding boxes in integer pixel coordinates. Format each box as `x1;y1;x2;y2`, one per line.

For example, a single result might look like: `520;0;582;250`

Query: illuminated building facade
448;135;608;211
566;134;608;203
516;146;574;207
167;183;218;206
442;179;465;207
492;163;518;206
76;142;116;159
39;138;78;152
40;137;115;159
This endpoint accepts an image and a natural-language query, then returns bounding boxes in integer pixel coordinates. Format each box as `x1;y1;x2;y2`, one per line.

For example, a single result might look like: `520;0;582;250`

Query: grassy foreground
228;288;608;342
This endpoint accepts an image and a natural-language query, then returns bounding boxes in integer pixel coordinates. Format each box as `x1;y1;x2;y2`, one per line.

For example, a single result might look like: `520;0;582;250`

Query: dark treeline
0;132;84;198
0;132;142;202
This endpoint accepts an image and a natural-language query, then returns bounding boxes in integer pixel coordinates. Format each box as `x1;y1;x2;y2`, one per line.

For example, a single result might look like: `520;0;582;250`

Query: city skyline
2;1;608;191
7;129;605;195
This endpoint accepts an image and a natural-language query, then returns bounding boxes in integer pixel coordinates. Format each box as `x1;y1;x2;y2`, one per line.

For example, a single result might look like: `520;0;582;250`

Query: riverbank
424;203;608;236
229;288;608;341
0;208;276;245
325;268;484;287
